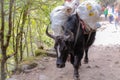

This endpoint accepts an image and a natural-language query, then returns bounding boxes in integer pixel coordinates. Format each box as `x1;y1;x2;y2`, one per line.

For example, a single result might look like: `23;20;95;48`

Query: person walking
104;7;108;20
114;13;119;30
109;14;114;23
118;9;120;22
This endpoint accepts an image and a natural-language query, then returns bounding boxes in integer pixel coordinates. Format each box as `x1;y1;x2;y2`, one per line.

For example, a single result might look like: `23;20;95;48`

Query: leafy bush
35;49;47;56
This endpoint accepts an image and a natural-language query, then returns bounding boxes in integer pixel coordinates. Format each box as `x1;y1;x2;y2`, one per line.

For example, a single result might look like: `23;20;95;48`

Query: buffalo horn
46;26;56;39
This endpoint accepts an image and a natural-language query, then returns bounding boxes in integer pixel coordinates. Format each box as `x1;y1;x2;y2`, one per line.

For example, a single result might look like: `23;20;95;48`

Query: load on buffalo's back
46;0;102;80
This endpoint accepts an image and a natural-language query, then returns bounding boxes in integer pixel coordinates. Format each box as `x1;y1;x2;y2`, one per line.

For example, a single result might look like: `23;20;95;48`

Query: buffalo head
46;26;74;68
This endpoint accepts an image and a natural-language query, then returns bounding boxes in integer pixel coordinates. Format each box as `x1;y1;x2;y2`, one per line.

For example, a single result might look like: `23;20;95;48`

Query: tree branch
5;0;14;48
0;0;5;48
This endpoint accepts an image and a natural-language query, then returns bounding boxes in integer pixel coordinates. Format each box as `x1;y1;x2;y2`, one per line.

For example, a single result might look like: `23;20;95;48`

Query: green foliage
0;0;63;79
35;49;47;56
20;56;37;65
4;0;63;56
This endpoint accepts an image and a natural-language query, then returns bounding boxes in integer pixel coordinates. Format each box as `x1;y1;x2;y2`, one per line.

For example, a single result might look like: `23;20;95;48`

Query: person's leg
105;14;107;20
109;16;111;23
115;20;117;30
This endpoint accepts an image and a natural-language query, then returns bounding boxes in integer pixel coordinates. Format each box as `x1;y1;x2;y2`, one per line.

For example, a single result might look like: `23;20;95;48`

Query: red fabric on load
80;20;86;30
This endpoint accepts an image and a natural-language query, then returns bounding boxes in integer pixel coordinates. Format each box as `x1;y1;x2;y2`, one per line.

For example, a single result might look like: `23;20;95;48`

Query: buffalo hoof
84;59;89;64
73;76;80;80
73;74;80;80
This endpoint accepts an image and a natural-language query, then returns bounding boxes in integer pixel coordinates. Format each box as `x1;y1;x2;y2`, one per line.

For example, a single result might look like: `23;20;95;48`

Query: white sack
76;1;102;30
50;6;72;36
64;0;80;13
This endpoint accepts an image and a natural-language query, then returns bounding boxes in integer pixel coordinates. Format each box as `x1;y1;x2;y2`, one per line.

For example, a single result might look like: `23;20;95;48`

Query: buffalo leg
73;56;80;80
84;48;89;63
70;54;74;65
84;32;96;64
73;49;84;80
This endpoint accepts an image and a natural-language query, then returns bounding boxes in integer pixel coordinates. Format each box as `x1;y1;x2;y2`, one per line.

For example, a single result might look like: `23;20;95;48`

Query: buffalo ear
64;35;71;41
63;30;74;41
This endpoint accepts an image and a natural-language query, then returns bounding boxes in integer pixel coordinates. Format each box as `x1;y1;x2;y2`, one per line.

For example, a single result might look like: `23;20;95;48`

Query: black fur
46;13;96;80
59;14;96;80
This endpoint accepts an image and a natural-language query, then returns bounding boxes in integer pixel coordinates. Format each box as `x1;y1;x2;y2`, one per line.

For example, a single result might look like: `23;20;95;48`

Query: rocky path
8;21;120;80
10;45;120;80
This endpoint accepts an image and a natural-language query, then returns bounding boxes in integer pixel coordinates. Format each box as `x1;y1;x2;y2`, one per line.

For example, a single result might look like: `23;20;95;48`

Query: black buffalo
46;13;96;80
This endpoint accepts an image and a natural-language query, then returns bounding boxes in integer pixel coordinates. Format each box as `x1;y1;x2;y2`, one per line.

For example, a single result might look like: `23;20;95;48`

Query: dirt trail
11;46;120;80
10;21;120;80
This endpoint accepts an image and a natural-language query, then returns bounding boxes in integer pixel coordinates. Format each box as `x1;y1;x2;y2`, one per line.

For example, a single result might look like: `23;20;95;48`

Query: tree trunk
0;0;14;79
25;17;29;57
19;2;30;60
20;34;23;61
0;0;6;79
30;24;34;56
1;59;6;80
